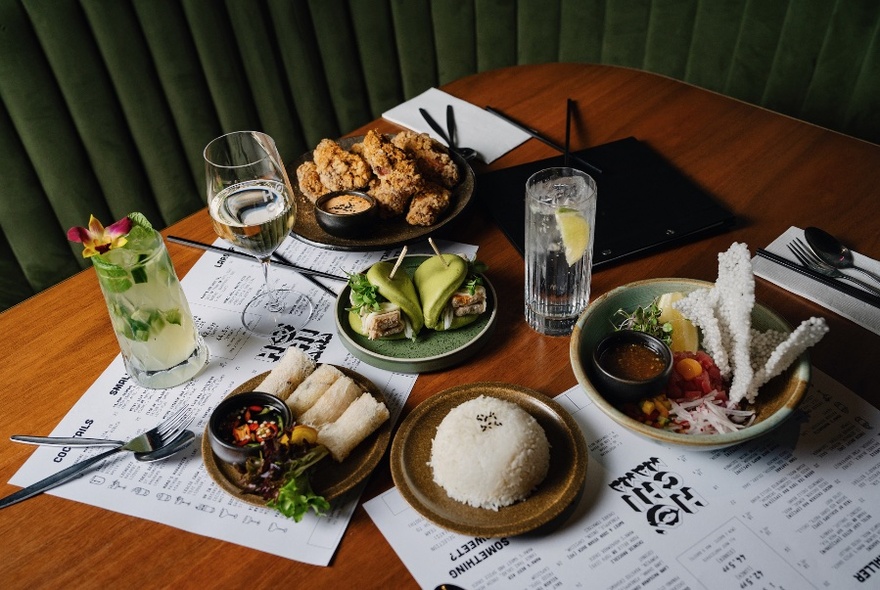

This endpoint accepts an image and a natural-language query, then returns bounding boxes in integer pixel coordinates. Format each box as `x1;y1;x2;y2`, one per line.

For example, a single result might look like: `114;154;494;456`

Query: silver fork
788;238;880;297
0;406;192;510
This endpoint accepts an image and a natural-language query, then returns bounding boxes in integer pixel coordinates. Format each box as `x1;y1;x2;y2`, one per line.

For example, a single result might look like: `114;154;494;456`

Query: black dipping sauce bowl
314;190;377;237
591;330;674;405
208;391;292;465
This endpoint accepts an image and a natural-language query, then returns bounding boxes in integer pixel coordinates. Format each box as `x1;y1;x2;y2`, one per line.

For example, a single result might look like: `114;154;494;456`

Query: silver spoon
804;226;880;285
134;430;195;462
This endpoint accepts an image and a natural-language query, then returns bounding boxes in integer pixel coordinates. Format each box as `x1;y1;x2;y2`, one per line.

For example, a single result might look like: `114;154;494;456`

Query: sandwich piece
298;375;362;427
413;254;487;331
255;347;316;400
286;363;345;416
317;392;390;462
347;261;424;340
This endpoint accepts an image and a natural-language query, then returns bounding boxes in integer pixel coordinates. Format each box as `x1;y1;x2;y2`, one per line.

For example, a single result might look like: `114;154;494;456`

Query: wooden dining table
1;63;878;589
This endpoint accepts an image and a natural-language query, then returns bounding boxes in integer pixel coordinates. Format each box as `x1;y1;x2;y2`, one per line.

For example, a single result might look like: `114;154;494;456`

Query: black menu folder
475;137;735;268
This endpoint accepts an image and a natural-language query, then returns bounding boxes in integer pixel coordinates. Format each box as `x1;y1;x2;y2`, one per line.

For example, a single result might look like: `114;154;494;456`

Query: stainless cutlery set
758;227;880;306
1;407;195;510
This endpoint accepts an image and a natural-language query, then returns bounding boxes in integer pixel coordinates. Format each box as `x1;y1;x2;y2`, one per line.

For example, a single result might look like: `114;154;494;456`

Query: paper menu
365;368;880;589
7;237;477;566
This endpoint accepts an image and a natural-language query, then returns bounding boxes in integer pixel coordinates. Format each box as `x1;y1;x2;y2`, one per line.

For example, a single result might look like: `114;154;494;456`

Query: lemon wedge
657;292;699;352
555;208;590;266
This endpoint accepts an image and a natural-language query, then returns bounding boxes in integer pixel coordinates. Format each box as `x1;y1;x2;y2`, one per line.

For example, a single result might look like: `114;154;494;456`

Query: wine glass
204;131;313;336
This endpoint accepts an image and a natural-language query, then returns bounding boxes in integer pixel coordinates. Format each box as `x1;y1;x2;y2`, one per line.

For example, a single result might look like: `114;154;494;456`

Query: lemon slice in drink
555;208;590;266
657;291;699;352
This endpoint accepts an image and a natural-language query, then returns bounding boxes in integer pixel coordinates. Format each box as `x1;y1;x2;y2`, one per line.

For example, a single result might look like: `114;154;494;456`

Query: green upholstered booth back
2;0;879;311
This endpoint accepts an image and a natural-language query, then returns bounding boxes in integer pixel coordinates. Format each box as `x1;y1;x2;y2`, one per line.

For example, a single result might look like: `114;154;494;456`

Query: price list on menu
365;369;880;589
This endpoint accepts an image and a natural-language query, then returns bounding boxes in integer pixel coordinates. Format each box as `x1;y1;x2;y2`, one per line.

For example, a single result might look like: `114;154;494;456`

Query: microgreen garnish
464;276;483;295
345;271;380;314
464;259;487;295
613;297;673;346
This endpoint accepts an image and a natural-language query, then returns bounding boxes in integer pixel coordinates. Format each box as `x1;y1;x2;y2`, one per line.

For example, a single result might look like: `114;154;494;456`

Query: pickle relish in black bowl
208;392;292;465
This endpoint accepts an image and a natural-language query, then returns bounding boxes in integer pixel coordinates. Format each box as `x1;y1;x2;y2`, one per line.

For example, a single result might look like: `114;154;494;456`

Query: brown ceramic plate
391;382;588;537
202;365;391;504
288;135;475;250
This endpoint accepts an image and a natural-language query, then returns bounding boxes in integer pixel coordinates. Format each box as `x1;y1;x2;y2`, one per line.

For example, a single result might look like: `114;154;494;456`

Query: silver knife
0;447;124;510
756;248;880;309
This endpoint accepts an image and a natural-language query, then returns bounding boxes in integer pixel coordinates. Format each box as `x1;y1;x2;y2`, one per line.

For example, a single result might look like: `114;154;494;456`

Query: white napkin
382;88;531;164
752;226;880;335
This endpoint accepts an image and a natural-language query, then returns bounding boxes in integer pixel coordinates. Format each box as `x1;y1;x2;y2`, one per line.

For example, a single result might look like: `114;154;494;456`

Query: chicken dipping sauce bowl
314;190;377;237
208;391;292;465
592;330;673;404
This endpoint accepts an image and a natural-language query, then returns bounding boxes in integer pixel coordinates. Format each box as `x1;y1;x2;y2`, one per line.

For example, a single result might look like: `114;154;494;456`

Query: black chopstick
756;248;880;308
484;105;602;175
270;251;339;299
166;236;346;283
564;98;573;167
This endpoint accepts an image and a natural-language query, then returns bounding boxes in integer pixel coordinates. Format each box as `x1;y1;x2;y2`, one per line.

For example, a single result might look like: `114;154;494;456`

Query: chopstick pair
166;236;342;299
484;104;602;175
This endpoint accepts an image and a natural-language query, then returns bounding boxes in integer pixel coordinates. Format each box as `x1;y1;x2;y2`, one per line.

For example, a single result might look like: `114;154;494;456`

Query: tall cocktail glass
94;228;208;388
524;167;597;335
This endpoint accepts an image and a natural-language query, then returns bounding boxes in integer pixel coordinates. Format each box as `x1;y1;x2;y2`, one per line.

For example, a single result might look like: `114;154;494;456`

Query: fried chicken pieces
296;130;460;226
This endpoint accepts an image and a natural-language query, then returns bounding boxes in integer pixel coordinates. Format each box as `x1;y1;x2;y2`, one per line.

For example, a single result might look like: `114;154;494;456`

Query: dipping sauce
321;193;373;215
598;342;667;381
219;403;285;447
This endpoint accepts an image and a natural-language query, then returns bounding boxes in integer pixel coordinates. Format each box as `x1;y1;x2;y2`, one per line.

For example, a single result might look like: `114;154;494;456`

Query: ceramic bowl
592;330;673;404
207;391;292;465
314;190;377;237
569;278;811;450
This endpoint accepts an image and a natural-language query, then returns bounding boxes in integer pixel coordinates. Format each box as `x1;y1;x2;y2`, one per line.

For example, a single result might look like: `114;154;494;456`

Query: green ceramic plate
335;255;497;373
569;278;811;450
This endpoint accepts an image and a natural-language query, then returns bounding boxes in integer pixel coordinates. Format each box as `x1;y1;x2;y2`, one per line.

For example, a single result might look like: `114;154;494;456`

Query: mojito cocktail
93;225;208;388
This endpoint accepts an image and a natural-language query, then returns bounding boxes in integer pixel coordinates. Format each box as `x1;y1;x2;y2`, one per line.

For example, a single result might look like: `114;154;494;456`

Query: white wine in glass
204;131;312;336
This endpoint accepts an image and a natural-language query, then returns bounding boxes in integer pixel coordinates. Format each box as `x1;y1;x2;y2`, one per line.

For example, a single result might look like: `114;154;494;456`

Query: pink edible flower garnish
67;215;133;258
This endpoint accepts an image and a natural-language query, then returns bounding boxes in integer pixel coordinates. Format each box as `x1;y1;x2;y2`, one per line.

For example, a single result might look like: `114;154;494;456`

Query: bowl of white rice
391;382;588;537
430;395;550;510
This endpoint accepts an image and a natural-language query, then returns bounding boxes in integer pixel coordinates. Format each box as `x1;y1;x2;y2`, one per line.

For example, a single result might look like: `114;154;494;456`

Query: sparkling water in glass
524;167;597;335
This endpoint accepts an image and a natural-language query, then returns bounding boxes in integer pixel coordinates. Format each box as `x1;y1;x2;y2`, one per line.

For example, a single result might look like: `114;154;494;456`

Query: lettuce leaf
266;446;330;522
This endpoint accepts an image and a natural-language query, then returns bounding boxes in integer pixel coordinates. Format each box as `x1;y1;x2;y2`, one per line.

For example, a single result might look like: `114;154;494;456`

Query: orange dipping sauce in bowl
314;190;377;237
598;341;667;381
322;193;373;215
